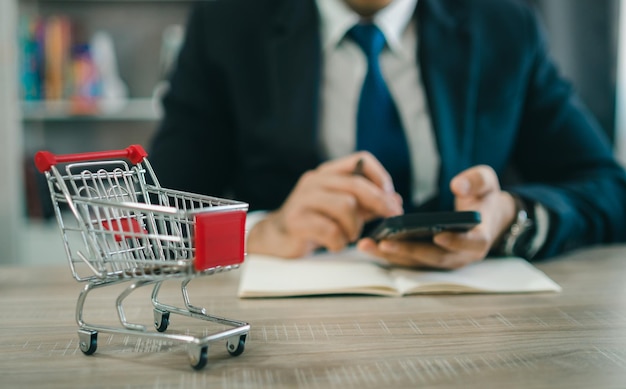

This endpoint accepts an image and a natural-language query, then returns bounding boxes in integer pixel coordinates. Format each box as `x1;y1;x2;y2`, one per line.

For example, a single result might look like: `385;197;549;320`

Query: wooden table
1;245;626;388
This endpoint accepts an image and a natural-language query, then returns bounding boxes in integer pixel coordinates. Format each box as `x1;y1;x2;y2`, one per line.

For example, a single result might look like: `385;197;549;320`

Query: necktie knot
348;23;386;60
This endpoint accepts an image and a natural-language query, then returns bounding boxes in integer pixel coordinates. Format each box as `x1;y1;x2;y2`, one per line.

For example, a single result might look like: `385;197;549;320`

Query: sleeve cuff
245;210;269;240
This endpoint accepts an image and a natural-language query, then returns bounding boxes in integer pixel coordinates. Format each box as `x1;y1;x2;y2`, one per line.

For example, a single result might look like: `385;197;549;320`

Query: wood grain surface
1;245;625;388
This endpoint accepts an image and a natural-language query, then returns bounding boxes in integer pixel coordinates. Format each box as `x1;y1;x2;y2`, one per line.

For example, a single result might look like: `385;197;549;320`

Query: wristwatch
494;195;536;258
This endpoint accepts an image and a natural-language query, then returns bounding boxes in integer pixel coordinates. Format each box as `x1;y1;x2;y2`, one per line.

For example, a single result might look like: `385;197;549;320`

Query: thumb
450;165;500;198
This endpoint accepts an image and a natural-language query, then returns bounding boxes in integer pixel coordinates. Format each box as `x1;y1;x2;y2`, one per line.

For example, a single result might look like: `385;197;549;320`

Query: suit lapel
418;0;479;209
268;0;322;169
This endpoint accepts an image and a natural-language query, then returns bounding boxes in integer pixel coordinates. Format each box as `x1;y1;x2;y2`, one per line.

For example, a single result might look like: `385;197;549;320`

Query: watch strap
494;195;536;258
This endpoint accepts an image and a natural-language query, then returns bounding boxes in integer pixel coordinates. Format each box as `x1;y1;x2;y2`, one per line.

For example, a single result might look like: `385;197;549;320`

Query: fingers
297;169;401;238
247;210;351;258
304;152;403;220
450;165;500;199
249;152;404;258
286;210;357;253
357;233;487;269
353;165;513;270
297;186;363;242
356;164;511;269
318;151;396;194
432;229;490;255
314;172;403;218
450;166;518;256
357;221;493;270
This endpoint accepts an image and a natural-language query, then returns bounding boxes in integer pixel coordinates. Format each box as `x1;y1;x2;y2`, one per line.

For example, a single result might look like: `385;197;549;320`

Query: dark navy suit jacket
149;0;626;258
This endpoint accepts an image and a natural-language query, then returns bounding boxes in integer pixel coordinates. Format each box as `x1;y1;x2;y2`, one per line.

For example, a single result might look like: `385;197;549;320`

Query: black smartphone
368;211;481;242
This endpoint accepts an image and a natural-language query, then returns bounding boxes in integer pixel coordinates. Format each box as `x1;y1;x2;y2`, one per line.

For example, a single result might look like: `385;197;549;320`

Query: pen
353;157;397;196
352;158;365;177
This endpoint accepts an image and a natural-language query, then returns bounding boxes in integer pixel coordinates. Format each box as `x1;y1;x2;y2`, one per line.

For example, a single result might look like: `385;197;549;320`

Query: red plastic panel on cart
194;210;246;271
101;218;148;242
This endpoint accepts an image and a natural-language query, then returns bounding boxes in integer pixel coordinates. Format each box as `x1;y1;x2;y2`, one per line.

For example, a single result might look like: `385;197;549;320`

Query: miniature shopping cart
34;144;249;370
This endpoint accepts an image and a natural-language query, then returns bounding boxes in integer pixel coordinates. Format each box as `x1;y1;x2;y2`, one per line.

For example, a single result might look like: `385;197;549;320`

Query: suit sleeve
508;5;626;258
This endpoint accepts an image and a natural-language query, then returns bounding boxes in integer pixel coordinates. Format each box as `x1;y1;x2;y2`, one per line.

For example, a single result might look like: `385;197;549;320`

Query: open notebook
238;249;561;298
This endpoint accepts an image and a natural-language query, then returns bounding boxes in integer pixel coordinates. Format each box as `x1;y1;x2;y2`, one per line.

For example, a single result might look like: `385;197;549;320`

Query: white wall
616;0;626;164
0;0;24;264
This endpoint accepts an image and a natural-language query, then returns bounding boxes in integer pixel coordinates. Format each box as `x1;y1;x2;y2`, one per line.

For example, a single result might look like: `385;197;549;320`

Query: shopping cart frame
34;144;250;370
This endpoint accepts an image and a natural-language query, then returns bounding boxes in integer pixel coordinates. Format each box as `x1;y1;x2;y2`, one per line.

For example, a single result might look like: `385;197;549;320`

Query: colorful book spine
18;13;105;113
19;16;44;100
44;15;71;100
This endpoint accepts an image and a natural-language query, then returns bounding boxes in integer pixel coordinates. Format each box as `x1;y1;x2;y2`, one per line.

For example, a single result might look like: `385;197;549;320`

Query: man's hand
357;165;517;269
247;152;403;258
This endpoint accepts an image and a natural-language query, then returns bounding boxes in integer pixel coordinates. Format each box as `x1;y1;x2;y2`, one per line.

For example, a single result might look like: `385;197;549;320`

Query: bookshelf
21;98;160;121
17;0;191;147
5;0;193;263
17;0;192;204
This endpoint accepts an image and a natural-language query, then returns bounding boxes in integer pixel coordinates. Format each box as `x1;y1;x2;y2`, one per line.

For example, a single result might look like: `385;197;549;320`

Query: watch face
500;196;536;257
512;219;536;257
510;197;538;257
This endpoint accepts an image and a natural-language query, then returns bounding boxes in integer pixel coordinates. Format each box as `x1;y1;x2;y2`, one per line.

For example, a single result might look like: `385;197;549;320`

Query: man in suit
149;0;626;269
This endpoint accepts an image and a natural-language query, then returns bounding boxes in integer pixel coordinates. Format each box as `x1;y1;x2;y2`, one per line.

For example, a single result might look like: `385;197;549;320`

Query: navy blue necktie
348;24;413;211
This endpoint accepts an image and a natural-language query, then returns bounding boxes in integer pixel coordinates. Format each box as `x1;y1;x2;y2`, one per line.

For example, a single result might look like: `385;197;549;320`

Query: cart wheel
188;345;208;370
154;309;170;332
227;334;246;356
78;329;98;355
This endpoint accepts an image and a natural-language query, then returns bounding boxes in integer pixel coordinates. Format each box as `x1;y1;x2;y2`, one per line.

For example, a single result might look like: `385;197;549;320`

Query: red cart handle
34;144;148;173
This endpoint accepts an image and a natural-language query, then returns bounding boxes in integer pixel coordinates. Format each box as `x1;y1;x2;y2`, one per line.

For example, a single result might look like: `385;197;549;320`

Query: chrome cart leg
116;280;151;331
151;282;170;332
75;284;100;355
76;282;93;329
181;279;206;315
76;280;109;329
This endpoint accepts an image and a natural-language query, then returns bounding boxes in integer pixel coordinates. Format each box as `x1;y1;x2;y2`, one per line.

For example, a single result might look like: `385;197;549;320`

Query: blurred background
0;0;624;265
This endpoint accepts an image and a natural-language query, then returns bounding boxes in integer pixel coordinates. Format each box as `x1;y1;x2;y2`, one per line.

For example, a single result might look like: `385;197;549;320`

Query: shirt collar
316;0;418;54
